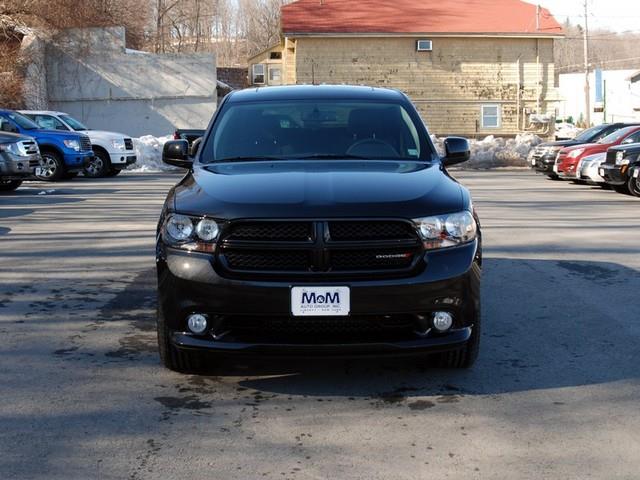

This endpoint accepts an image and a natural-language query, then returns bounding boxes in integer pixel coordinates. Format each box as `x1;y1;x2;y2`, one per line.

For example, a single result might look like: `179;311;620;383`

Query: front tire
628;175;640;197
547;173;560;180
157;302;206;373
84;150;111;178
37;151;65;181
106;168;122;177
0;179;22;192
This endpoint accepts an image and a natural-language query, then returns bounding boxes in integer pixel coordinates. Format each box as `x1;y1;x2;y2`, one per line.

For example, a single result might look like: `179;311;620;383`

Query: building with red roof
248;0;564;137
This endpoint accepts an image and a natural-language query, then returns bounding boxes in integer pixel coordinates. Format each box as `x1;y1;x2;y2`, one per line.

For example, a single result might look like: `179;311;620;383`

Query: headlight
568;148;584;159
163;214;219;252
0;142;21;156
545;147;560;155
414;211;477;250
615;151;629;166
63;139;80;151
111;139;126;151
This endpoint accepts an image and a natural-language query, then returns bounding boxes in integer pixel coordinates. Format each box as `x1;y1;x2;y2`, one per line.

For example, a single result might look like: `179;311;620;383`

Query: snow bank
432;133;543;169
129;135;177;172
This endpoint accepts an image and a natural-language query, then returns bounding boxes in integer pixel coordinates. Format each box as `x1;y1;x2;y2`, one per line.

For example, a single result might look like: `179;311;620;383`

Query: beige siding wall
289;36;557;137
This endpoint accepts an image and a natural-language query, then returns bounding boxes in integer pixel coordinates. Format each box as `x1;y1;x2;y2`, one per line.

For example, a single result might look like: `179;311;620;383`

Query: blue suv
0;109;93;181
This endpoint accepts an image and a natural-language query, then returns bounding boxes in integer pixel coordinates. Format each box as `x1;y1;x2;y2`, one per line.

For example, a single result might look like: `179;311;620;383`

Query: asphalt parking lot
1;170;639;479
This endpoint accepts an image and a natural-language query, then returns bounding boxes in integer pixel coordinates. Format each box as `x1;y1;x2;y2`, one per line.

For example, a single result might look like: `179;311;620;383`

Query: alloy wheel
39;156;58;178
86;156;104;176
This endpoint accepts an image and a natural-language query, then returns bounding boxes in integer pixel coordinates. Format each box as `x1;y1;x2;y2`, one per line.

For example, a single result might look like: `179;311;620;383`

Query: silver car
578;152;607;185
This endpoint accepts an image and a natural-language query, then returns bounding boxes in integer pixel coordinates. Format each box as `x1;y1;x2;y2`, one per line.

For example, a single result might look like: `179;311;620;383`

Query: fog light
187;313;208;334
432;311;453;332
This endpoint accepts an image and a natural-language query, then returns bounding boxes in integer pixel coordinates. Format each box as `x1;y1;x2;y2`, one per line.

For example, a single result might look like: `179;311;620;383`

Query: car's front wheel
547;173;560;180
84;150;111;178
157;302;206;373
0;179;22;192
36;151;65;181
628;174;640;197
613;184;630;194
106;168;122;177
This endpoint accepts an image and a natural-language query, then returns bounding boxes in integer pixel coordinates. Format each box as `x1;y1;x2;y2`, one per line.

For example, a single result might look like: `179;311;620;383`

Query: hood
539;139;583;148
562;142;602;152
173;160;465;219
33;129;89;140
85;130;130;141
0;132;32;143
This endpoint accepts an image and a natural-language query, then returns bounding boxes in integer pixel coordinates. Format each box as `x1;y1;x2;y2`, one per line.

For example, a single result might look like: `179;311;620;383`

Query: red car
555;126;640;178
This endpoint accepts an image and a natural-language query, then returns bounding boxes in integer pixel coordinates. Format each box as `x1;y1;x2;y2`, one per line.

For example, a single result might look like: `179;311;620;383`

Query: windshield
202;99;433;163
60;115;88;131
574;124;608;142
598;126;636;144
7;112;39;130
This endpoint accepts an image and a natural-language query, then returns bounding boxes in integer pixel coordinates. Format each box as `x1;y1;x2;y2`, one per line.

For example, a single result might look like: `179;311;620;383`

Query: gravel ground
1;171;639;479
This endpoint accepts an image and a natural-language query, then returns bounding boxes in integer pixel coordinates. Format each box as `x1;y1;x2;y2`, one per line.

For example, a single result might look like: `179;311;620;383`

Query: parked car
599;142;640;196
555;126;640;179
530;123;639;179
156;85;481;373
0;110;93;181
577;152;608;186
20;110;136;178
0;132;41;192
173;128;205;147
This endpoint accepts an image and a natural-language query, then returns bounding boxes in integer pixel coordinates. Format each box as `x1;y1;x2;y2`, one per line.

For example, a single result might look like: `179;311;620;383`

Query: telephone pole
583;0;591;126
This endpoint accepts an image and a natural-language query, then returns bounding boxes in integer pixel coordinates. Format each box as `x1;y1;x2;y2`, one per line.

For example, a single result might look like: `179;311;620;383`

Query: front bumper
157;240;481;356
533;154;559;174
65;152;94;172
0;152;40;178
109;151;137;166
599;164;628;185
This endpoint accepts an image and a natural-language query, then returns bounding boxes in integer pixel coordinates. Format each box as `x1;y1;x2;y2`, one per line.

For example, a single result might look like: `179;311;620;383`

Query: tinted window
203;100;431;162
5;112;39;130
621;130;640;145
598;127;638;144
575;124;609;142
60;115;88;131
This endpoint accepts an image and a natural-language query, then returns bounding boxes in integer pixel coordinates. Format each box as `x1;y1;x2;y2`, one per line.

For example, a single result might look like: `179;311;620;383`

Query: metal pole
583;0;591;126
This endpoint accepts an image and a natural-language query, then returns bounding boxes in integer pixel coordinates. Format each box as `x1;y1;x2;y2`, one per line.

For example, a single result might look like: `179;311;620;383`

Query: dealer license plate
553;164;559;174
599;168;605;176
634;169;639;178
35;167;43;176
291;286;350;316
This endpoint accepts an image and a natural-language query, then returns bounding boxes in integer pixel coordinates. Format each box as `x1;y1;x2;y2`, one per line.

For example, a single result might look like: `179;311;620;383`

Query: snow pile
555;123;582;140
432;133;544;169
130;135;177;172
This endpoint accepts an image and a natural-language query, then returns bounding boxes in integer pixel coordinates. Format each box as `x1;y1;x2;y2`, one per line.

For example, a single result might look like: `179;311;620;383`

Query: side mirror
162;140;193;169
442;137;471;166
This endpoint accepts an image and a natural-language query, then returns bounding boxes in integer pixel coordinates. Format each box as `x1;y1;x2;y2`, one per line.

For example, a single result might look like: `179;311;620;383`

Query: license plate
291;286;350;316
35;167;43;176
553;164;559;174
599;168;605;176
634;169;639;178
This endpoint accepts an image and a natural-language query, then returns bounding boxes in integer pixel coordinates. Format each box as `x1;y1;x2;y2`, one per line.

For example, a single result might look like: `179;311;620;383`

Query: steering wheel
346;138;399;158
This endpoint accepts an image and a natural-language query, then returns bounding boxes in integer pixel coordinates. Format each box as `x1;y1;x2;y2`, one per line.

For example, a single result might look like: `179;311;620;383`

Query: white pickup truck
20;110;136;177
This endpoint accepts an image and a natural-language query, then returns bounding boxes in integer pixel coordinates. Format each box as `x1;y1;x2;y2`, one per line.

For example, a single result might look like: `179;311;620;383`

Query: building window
481;104;501;128
416;40;432;52
269;66;282;84
269;51;282;60
252;64;265;85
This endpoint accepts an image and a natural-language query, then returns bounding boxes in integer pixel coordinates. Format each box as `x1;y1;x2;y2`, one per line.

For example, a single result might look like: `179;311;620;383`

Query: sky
524;0;640;32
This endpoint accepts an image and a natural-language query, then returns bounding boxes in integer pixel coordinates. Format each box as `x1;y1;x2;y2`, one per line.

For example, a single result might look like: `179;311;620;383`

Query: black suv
530;122;640;179
600;143;640;196
156;85;482;372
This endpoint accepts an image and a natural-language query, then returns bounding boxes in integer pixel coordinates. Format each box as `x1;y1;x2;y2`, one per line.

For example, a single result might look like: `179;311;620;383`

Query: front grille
19;140;39;156
218;220;422;278
225;250;309;271
227;221;312;241
79;136;92;152
605;150;617;165
124;138;133;150
331;249;414;270
329;221;416;241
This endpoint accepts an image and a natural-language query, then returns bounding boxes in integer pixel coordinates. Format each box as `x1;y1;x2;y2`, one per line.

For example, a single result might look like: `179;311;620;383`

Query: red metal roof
282;0;563;36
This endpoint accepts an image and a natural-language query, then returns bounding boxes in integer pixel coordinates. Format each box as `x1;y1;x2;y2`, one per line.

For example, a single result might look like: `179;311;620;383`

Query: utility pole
583;0;591;126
